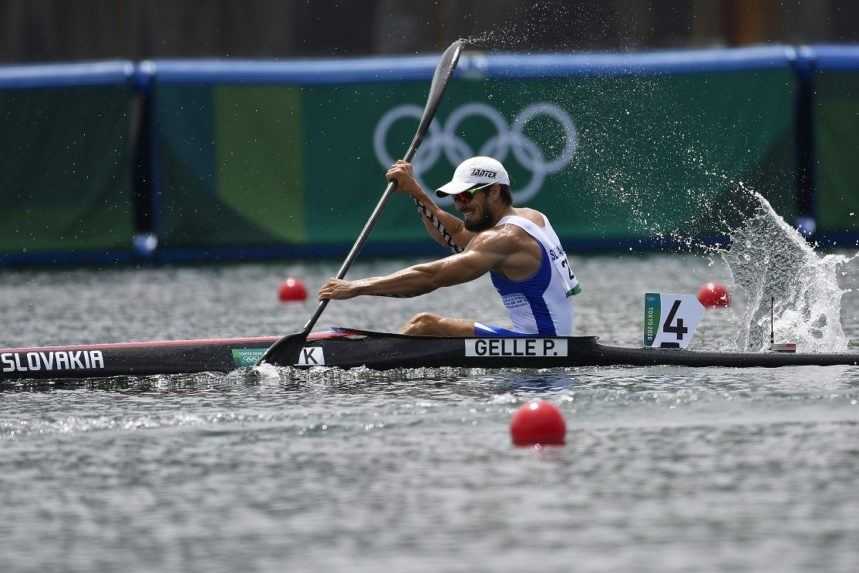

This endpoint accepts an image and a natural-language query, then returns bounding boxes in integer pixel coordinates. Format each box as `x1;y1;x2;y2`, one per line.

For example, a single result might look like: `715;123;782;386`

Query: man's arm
412;194;473;252
319;233;509;300
387;161;474;251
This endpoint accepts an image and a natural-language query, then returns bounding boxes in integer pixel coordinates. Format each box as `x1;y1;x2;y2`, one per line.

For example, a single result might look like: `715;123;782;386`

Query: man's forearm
411;193;469;252
354;264;439;298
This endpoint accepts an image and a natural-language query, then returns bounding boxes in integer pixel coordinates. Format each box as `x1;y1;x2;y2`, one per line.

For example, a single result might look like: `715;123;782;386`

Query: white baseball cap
436;156;510;197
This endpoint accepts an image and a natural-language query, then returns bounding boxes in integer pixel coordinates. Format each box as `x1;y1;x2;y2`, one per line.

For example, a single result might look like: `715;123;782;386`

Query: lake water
2;253;859;572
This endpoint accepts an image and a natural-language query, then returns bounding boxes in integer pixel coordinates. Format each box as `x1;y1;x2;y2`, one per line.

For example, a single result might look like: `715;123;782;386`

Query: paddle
259;39;464;367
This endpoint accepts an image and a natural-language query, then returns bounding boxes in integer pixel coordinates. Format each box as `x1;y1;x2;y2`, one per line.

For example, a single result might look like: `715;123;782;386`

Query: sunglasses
452;183;493;203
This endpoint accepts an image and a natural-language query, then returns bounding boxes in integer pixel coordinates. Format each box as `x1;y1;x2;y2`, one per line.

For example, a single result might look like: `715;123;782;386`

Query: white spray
723;191;855;352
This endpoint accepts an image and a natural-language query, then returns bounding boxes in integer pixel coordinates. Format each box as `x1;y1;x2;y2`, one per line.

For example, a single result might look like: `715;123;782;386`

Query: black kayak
0;336;278;382
3;328;857;382
278;328;859;369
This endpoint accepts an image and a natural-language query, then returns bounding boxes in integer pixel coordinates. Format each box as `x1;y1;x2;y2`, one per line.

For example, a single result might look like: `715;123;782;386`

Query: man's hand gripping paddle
258;39;464;368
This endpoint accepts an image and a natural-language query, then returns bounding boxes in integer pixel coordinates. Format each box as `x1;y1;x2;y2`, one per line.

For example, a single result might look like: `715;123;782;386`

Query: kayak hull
2;329;857;382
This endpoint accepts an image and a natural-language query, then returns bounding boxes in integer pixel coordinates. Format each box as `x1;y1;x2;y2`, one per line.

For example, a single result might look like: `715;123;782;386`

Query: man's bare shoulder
467;224;530;254
512;207;547;227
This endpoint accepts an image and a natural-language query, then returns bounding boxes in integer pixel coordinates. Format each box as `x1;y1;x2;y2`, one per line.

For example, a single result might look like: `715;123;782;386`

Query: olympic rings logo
373;102;577;204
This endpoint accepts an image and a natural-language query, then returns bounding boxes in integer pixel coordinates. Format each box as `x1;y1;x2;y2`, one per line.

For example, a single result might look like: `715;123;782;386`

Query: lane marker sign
644;293;704;349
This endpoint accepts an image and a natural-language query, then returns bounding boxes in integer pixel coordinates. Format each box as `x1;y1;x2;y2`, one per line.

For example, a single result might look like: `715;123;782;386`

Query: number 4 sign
643;293;705;349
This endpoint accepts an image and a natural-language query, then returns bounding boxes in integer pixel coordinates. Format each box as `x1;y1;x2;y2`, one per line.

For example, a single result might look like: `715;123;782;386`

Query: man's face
454;186;494;232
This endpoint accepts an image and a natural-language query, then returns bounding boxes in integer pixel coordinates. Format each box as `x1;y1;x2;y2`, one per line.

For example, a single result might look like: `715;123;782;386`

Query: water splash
722;191;856;352
598;168;857;352
462;1;574;52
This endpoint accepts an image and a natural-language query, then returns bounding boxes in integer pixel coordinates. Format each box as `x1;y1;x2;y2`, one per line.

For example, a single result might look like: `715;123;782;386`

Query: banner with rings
149;63;798;250
373;102;578;205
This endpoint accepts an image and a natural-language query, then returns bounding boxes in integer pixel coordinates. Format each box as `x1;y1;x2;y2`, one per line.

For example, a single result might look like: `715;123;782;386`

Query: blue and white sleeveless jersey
485;214;578;336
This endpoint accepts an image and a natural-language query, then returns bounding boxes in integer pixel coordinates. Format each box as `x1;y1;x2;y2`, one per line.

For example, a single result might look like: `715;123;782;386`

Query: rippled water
2;255;859;572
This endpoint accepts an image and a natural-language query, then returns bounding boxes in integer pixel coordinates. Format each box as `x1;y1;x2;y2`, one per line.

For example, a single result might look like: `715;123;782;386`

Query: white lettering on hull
1;350;106;373
297;347;325;366
464;338;568;358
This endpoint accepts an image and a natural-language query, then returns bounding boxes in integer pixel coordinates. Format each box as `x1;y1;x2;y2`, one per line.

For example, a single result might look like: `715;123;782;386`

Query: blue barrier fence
0;45;858;267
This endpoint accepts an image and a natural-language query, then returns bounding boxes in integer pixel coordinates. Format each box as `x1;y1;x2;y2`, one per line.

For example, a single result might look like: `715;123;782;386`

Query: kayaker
318;156;580;336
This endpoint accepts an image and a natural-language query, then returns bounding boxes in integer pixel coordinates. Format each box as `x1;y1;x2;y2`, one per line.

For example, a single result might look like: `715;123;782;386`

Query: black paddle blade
407;39;464;159
258;331;308;368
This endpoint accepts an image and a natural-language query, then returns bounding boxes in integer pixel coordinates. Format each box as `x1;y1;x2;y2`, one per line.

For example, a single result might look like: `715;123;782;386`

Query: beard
464;210;494;232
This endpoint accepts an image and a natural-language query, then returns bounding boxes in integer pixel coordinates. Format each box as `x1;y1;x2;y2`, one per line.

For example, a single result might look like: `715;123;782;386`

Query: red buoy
510;400;566;446
278;278;308;302
697;282;730;308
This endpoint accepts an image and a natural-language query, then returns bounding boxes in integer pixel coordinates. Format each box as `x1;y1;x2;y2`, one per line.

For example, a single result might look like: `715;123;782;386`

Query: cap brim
435;181;493;198
435;180;474;198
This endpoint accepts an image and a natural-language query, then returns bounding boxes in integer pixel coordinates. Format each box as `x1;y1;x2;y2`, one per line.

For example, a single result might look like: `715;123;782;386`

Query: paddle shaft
260;40;462;366
297;66;449;337
300;175;403;335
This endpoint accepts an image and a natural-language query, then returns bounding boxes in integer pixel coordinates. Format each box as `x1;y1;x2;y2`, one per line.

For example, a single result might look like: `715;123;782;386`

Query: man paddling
318;156;580;336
